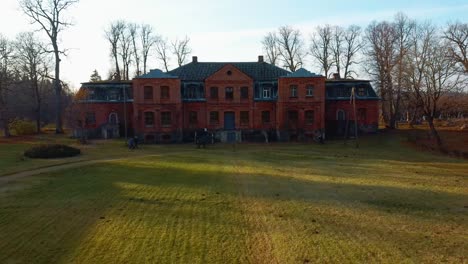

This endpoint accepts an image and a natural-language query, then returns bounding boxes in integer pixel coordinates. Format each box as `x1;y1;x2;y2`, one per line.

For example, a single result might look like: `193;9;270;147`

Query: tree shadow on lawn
1;146;467;263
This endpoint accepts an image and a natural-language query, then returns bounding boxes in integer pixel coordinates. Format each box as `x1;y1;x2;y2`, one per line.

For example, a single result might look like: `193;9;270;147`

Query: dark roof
81;81;132;89
167;61;291;81
325;80;379;100
137;69;178;79
81;81;132;85
284;68;322;78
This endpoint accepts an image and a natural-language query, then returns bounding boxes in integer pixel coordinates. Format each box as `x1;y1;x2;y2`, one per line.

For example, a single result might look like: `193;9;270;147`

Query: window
290;85;298;97
189;111;198;125
186;85;196;99
108;90;119;101
144;112;154;127
85;112;96;125
336;86;351;97
305;110;314;124
161;86;169;99
109;112;118;125
144;86;153;100
225;87;233;100
210;87;218;99
262;111;270;123
358;87;367;97
241;87;249;99
306;85;315;96
337;109;346;120
161;112;171;126
210;111;219;124
263;86;271;98
358;108;367;121
288;110;298;122
240;111;249;125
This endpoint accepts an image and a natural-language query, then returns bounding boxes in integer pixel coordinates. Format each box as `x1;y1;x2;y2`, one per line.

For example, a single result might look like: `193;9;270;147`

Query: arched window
109;112;118;125
337;109;346;120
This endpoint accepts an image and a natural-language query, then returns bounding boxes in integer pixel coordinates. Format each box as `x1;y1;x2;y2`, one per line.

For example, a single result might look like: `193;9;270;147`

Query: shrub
24;144;81;159
9;119;36;135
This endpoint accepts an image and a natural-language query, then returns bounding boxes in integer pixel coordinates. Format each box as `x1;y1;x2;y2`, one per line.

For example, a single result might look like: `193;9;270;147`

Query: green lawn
0;134;467;263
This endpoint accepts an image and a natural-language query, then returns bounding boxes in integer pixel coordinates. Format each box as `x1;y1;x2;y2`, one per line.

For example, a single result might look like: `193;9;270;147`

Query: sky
1;0;467;90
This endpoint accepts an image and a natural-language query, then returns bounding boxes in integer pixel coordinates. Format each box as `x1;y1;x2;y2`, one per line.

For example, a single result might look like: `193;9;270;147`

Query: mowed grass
0;135;467;263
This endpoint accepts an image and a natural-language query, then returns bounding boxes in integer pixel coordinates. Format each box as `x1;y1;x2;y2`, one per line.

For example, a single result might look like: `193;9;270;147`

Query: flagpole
351;87;359;148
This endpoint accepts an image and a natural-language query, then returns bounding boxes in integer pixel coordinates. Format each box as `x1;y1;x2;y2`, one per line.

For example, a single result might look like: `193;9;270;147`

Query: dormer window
358;87;367;97
108;90;119;101
263;86;271;98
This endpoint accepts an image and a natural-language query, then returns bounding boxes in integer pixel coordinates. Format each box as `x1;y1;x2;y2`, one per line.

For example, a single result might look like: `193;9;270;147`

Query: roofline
81;81;132;85
325;79;371;83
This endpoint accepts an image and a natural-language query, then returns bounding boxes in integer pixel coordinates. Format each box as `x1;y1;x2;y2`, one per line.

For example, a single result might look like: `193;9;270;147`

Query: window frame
240;111;249;125
240;86;249;99
209;111;219;124
225;87;234;100
161;112;172;127
160;86;170;99
290;85;298;98
305;110;315;125
210;87;218;99
144;112;155;127
357;87;367;97
306;85;315;97
143;86;153;100
262;86;271;99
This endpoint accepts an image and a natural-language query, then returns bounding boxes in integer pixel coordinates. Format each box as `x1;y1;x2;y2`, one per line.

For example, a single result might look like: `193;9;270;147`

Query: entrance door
224;112;235;130
336;109;346;136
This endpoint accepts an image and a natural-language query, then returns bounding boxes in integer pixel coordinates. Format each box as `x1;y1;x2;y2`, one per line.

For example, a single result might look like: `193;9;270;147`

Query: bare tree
155;37;170;72
342;25;363;78
0;35;14;137
105;20;125;80
140;24;158;74
444;21;468;73
365;21;398;128
118;23;133;80
310;25;334;78
128;23;141;77
277;26;305;72
171;36;192;67
330;26;344;78
393;13;416;127
262;32;280;65
407;23;464;147
15;32;50;133
20;0;79;134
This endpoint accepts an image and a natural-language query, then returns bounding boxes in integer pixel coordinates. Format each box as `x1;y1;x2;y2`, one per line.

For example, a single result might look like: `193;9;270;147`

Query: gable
205;64;253;82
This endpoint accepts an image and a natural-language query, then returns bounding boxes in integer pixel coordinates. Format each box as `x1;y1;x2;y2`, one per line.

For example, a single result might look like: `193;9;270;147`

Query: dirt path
0;151;193;187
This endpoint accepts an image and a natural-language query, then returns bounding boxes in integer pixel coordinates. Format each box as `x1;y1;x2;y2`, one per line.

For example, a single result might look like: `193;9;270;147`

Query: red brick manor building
77;56;379;143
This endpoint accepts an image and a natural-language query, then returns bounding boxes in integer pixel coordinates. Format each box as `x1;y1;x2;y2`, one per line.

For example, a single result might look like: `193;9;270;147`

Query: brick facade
77;57;379;142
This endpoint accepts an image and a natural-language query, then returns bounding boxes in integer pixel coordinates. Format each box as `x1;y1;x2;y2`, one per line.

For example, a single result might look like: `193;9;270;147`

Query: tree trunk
427;117;443;148
3;124;9;137
54;48;63;134
34;77;41;133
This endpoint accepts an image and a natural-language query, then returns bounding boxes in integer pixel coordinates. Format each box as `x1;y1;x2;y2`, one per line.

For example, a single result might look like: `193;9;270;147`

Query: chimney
192;56;198;63
333;73;341;80
258;55;264;63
